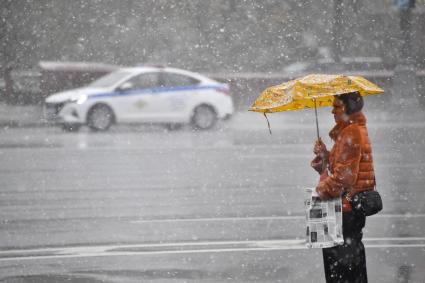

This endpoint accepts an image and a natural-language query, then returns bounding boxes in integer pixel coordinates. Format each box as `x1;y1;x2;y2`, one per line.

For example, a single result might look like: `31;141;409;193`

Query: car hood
45;87;109;103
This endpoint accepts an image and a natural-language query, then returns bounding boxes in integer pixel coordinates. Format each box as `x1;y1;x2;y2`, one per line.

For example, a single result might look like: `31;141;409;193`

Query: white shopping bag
304;188;344;248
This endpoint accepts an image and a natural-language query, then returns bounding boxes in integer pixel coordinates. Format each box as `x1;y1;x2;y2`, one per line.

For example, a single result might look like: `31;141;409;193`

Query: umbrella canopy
249;74;384;113
249;74;384;137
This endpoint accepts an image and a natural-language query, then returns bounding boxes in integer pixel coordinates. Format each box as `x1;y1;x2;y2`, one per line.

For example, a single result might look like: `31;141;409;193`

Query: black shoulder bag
350;177;383;216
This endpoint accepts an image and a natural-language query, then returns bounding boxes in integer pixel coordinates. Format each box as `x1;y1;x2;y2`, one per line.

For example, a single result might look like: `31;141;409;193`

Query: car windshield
88;70;133;88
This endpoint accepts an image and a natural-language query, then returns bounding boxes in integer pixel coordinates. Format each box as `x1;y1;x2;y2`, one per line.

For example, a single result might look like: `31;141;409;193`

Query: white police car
44;66;234;131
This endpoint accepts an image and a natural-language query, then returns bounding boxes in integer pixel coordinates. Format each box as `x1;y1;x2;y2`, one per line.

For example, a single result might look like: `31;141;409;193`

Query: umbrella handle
313;99;326;173
314;99;320;140
321;157;328;175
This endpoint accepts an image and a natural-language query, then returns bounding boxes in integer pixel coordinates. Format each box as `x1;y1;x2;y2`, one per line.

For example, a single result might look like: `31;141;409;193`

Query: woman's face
332;98;348;123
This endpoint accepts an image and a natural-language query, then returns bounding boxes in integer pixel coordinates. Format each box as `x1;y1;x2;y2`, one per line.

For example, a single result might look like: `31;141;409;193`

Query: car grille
44;102;65;121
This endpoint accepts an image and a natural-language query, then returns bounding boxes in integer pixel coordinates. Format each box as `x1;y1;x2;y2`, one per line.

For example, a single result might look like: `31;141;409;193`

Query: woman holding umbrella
311;91;375;283
250;74;383;283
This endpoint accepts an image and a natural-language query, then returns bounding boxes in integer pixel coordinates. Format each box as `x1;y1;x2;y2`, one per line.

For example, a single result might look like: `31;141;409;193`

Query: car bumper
218;98;234;119
44;102;84;125
222;113;233;120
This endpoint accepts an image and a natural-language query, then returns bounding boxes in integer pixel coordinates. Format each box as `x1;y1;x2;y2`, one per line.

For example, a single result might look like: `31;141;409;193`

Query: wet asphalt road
0;109;425;282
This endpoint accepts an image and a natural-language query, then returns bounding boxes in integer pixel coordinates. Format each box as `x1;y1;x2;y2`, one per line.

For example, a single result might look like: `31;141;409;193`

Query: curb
0;121;47;129
1;106;424;129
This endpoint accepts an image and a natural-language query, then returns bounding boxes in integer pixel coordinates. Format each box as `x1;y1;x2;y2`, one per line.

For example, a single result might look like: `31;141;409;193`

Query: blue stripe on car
89;84;225;99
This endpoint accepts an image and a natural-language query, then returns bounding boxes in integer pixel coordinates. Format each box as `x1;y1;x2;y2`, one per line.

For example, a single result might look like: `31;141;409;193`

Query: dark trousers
322;212;367;283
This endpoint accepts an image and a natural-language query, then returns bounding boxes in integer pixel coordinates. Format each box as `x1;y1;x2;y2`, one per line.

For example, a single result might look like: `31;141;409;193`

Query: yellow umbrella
249;74;384;137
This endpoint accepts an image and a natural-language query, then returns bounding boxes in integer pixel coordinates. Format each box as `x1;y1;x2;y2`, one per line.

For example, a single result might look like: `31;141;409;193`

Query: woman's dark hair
337;91;363;115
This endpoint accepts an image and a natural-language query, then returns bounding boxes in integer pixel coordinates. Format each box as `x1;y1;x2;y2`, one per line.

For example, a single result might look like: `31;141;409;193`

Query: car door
113;72;161;122
154;71;201;121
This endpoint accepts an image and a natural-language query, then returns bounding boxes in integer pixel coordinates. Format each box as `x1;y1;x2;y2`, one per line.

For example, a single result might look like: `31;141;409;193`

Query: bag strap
356;122;377;192
374;176;377;191
346;123;377;198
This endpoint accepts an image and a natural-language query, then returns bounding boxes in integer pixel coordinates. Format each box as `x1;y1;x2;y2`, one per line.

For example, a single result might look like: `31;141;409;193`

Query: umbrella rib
263;112;272;135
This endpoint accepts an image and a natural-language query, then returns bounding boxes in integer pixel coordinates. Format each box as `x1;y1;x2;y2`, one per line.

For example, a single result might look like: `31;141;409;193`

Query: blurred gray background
1;0;425;109
1;0;424;71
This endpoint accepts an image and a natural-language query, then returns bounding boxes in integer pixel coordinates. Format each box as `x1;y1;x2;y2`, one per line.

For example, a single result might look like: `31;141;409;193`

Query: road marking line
0;239;296;255
239;154;310;159
1;237;425;262
365;237;425;241
130;213;425;224
131;216;304;223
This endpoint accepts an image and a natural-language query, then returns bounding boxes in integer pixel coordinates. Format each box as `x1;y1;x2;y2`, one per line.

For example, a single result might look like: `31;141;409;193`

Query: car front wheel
191;105;217;130
87;104;114;131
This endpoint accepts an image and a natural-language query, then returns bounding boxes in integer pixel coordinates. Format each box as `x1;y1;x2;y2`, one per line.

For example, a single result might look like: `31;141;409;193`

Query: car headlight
69;95;88;105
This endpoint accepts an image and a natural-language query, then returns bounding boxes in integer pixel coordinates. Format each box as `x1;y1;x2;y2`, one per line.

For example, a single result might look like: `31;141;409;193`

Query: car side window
159;73;199;88
125;72;159;90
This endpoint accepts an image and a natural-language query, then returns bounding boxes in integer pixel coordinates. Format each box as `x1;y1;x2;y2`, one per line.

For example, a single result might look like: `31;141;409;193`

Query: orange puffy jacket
316;111;375;212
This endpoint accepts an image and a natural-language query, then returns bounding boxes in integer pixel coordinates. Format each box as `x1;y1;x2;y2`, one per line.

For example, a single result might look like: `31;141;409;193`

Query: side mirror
117;82;133;92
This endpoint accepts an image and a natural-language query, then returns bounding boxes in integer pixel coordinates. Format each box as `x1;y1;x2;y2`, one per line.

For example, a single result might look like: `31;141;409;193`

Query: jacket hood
329;111;367;141
45;87;108;103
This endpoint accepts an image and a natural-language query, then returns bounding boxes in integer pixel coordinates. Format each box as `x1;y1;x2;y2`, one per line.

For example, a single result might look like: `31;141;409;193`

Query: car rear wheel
87;104;114;131
191;105;217;130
